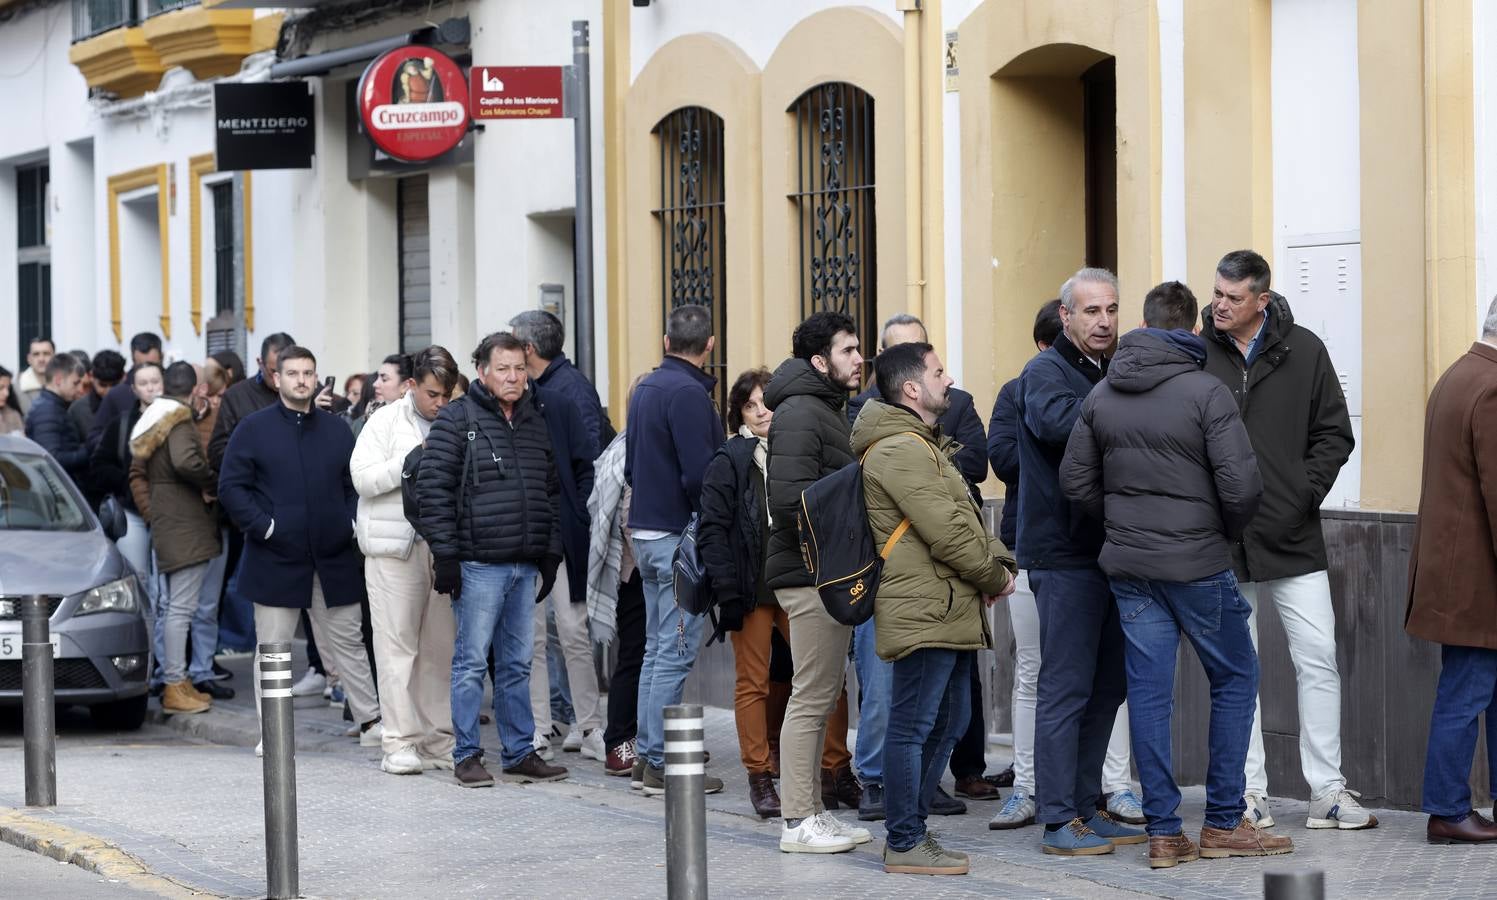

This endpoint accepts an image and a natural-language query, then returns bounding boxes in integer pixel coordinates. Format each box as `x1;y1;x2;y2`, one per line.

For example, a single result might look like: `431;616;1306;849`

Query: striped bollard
258;641;299;900
1264;870;1325;900
664;704;707;899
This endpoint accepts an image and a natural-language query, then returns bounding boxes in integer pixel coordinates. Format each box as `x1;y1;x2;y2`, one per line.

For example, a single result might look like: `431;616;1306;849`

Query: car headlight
76;577;140;615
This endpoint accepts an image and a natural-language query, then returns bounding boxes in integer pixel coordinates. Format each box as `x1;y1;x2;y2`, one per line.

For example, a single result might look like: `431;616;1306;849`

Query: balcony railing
71;0;199;43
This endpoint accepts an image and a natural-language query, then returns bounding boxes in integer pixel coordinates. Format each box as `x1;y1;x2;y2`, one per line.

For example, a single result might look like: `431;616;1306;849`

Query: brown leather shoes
1149;833;1199;869
749;771;782;819
1427;811;1497;844
955;775;1003;801
821;765;863;810
1199;818;1294;858
502;751;568;783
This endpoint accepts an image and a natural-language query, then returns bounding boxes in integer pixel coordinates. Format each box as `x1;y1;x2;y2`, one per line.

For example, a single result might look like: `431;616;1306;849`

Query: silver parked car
0;433;150;729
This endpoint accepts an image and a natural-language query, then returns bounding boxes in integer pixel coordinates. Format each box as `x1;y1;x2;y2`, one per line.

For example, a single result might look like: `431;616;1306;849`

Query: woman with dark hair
351;345;462;774
696;367;794;818
344;373;367;409
0;365;23;434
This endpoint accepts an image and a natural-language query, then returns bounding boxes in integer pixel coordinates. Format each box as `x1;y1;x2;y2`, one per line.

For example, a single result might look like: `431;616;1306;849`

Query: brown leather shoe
821;765;862;810
1199;818;1294;858
748;771;781;818
455;755;495;788
955;775;1003;801
1427;811;1497;844
1149;833;1199;869
503;751;568;783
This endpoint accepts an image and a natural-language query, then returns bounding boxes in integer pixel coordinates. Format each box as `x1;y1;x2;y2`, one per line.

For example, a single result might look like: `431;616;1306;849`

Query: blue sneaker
1105;788;1146;825
1041;818;1115;856
1087;810;1148;845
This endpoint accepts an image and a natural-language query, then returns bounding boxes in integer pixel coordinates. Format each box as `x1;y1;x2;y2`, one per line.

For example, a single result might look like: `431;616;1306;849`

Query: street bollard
22;594;56;807
663;704;708;899
1265;869;1325;900
258;641;299;900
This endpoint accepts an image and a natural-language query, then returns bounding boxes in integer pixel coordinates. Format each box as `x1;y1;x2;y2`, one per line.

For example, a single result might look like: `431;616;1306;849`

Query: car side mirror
98;496;127;542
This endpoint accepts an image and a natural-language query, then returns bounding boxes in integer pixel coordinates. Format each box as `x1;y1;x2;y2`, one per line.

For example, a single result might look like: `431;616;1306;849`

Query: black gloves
707;595;746;646
537;554;562;603
434;558;463;600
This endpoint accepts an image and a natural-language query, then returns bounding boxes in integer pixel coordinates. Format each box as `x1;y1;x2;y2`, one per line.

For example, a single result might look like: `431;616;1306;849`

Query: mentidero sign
358;46;470;163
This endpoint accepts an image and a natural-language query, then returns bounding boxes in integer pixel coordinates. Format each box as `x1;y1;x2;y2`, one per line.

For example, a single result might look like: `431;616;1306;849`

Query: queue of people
13;244;1495;877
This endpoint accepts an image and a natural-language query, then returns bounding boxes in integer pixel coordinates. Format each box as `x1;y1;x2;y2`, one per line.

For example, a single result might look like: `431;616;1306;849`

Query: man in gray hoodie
1061;281;1288;869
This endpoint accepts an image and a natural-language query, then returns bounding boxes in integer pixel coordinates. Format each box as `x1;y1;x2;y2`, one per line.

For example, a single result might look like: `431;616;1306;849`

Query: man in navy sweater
623;304;725;794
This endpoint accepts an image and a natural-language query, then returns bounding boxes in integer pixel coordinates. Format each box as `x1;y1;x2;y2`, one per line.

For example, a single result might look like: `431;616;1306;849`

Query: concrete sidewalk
0;648;1489;898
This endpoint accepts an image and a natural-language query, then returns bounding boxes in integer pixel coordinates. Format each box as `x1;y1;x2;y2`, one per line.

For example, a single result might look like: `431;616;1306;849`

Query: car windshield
0;450;89;532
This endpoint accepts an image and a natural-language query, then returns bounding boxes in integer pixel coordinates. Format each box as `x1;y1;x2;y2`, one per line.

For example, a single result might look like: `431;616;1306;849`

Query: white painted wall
1476;0;1497;328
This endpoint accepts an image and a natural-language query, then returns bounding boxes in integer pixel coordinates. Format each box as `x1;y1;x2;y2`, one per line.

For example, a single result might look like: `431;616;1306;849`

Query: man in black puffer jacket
764;310;868;850
24;352;88;480
417;332;565;789
1061;281;1279;865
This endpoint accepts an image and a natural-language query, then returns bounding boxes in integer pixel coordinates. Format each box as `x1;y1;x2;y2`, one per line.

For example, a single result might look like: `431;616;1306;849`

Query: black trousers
603;571;646;749
949;657;988;779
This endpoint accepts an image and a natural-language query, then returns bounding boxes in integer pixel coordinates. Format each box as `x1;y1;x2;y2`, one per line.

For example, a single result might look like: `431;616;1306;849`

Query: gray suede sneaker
883;834;970;875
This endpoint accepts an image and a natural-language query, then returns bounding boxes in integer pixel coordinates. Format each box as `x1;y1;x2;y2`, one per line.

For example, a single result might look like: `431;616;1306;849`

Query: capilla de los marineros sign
358;46;470;163
213;82;316;170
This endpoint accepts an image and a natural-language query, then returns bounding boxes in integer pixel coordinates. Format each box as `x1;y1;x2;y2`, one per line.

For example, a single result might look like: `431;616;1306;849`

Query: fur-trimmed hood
129;398;192;461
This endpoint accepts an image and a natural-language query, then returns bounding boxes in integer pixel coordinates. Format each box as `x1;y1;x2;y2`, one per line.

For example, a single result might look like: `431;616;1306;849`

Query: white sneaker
359;722;384;747
289;670;326;698
533;730;555;761
580;728;606;761
780;815;856;854
420;752;455;771
1245;792;1276;829
1307;788;1378;830
381;745;423;775
815;811;872;845
562;724;584;753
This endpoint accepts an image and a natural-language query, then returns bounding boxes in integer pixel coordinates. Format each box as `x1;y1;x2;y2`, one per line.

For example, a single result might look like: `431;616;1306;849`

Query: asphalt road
0;839;155;898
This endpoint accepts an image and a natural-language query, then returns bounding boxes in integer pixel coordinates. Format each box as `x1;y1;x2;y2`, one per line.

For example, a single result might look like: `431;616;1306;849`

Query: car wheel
90;694;148;731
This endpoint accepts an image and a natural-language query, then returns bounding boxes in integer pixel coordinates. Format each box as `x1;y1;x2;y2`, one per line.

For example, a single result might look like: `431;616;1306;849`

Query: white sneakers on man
580;728;606;762
534;730;556;761
562;724;585;753
381;744;424;775
780;813;859;853
817;811;872;845
289;670;326;698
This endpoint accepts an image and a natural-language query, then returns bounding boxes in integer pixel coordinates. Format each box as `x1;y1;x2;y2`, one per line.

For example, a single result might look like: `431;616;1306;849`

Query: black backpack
797;431;936;626
671;512;712;616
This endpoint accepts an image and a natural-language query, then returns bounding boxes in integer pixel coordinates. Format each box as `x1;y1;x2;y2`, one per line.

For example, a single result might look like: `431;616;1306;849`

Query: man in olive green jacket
852;341;1015;876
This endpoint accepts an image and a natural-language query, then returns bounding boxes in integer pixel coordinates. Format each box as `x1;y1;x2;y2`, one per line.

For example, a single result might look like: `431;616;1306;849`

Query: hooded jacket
131;398;221;574
350;392;427;560
848;384;988;495
853;400;1013;662
1200;293;1354;581
1061;329;1262;582
763;357;856;589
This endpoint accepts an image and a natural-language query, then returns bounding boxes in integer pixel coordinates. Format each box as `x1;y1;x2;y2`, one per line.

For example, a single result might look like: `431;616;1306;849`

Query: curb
0;808;204;898
147;701;358;753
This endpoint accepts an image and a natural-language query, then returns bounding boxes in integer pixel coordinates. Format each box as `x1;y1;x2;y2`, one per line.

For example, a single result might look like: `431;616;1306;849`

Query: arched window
652;106;728;417
790;82;877;359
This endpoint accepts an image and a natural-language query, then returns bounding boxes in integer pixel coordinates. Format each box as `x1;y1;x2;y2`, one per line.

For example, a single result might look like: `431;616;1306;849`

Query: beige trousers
367;541;455;757
529;566;603;735
776;585;853;820
254;575;379;726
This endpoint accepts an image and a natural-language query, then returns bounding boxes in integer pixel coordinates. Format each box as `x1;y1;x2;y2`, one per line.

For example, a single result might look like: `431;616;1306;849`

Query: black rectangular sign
214;82;315;170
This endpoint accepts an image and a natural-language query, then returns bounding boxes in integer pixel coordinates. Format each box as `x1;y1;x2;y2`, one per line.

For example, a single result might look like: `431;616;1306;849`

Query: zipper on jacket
501;412;532;544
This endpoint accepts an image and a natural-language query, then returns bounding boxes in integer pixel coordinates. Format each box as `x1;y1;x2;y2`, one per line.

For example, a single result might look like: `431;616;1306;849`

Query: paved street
1;649;1494;898
0;839;156;898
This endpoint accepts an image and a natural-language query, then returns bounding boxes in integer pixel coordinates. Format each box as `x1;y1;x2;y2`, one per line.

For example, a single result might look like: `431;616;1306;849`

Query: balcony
69;0;281;99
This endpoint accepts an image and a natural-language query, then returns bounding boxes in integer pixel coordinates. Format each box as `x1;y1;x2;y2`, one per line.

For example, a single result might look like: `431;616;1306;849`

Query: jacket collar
274;400;320;427
1471;342;1497;364
538;354;572;386
1053;333;1108;384
660;355;718;391
468;379;536;422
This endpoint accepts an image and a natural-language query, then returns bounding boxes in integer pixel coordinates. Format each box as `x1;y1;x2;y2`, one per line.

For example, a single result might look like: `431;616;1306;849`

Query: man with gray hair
1015;266;1142;856
510;310;610;453
1200;249;1368;832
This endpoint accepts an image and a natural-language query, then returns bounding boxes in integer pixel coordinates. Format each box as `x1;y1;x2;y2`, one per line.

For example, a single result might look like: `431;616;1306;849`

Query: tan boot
1199;818;1294;858
162;680;211;715
1149;833;1199;869
186;681;211;702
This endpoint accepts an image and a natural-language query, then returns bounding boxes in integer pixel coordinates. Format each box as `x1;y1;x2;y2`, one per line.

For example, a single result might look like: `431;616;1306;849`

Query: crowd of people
7;245;1497;875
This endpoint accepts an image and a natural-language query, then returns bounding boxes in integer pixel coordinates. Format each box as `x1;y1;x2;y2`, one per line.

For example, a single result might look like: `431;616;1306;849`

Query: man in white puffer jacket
352;346;462;775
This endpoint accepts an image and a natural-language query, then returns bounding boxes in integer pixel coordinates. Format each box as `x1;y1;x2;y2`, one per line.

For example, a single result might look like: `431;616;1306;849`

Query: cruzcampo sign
469;66;567;120
357;46;470;163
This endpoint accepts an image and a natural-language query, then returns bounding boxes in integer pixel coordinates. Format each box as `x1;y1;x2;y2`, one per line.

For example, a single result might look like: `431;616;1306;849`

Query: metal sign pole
570;20;597;384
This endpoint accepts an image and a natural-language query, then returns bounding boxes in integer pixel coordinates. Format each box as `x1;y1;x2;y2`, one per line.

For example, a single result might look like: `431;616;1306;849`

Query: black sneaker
931;787;968;816
858;783;886;821
209;661;234;682
503;751;568;783
455;756;495;788
193;680;236;700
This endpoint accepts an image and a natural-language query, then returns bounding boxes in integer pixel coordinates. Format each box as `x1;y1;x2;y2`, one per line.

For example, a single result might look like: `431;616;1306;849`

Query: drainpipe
898;0;925;318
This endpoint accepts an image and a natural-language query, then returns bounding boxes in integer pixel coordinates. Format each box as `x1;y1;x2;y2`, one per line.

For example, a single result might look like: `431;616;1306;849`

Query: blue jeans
452;561;538;768
218;531;257;652
1112;572;1258;835
633;535;705;768
1031;567;1127;825
188;536;228;682
1422;644;1497;816
884;648;971;852
852;617;892;785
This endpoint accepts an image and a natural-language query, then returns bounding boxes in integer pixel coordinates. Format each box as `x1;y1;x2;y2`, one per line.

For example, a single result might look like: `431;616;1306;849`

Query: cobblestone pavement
1;650;1494;898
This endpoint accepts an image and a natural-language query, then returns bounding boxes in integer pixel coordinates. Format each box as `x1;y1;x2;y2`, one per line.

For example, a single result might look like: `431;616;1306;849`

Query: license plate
0;634;60;659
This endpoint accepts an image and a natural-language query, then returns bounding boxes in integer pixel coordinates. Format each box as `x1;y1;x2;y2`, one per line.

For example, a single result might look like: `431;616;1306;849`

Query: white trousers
529;567;603;734
367;542;455;757
253;575;380;727
1007;570;1134;795
1242;571;1345;799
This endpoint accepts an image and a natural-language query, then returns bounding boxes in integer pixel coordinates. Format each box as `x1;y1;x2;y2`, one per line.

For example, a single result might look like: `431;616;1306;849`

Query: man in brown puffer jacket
131;362;221;716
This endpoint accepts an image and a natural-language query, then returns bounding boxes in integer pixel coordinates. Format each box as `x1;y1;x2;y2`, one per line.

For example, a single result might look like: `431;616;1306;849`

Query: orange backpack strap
864;431;940;560
879;518;911;560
